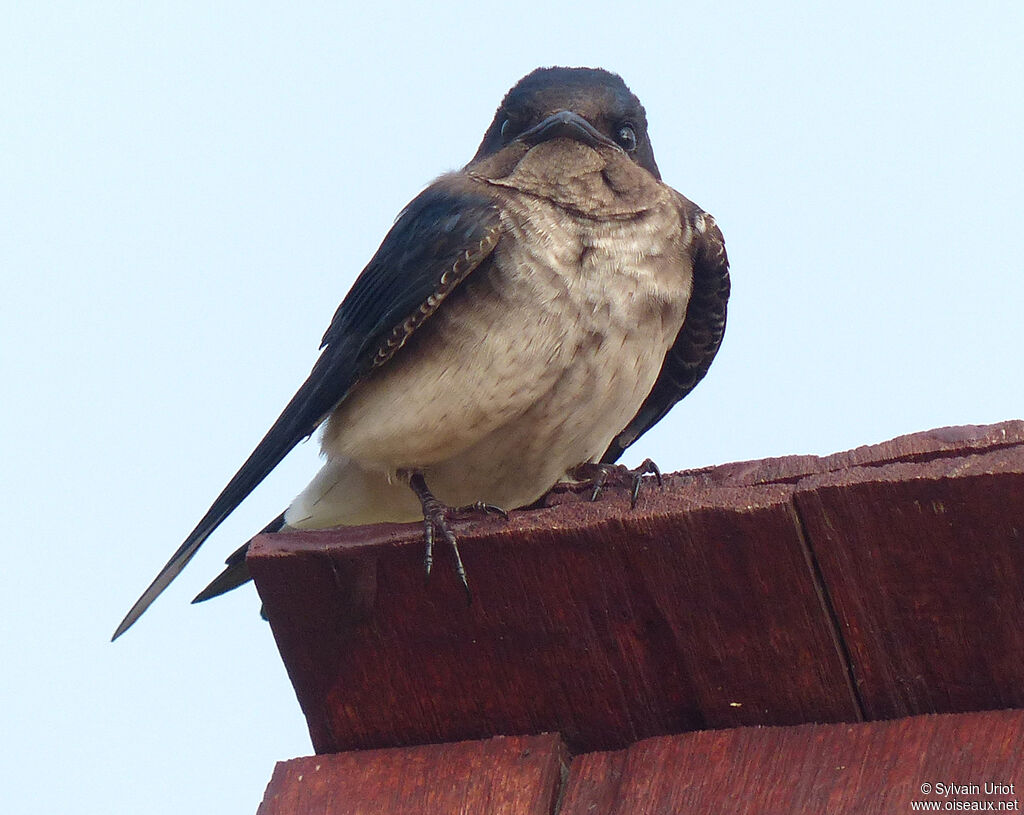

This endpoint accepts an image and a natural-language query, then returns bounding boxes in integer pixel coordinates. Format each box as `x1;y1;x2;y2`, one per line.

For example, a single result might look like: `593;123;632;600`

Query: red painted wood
247;421;1024;758
257;733;567;815
687;420;1024;488
249;482;856;754
795;444;1024;719
560;709;1024;814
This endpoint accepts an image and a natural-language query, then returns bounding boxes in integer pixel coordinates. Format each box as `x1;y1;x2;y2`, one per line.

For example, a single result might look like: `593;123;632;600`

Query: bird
112;66;730;641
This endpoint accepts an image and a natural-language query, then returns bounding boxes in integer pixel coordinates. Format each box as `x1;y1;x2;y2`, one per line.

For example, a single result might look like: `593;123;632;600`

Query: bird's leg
564;462;613;501
405;471;508;604
589;465;612;502
407;472;455;584
568;458;663;507
628;458;662;508
451;500;509;520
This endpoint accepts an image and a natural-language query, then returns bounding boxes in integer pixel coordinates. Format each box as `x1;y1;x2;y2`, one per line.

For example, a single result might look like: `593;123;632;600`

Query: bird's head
469;67;661;181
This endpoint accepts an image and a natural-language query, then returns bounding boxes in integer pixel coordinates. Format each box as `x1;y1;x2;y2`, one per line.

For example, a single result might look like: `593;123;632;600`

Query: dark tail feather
192;513;286;604
111;356;339;642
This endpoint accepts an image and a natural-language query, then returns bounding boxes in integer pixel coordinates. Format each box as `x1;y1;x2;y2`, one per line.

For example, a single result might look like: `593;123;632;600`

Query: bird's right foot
405;471;507;604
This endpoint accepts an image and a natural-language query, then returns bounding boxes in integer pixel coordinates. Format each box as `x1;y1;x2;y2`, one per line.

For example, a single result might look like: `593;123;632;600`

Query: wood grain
257;733;566;815
249;483;856;754
560;709;1024;814
675;419;1024;488
795;445;1024;719
247;422;1024;755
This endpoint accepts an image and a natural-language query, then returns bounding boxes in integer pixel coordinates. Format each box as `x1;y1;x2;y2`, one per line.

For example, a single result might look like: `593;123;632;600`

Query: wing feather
601;208;730;463
113;184;502;639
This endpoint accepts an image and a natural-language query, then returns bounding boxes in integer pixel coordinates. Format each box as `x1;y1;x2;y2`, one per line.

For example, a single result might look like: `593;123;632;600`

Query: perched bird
112;66;730;640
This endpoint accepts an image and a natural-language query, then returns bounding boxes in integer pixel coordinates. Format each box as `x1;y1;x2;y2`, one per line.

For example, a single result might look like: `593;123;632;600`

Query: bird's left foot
570;458;663;508
406;472;507;603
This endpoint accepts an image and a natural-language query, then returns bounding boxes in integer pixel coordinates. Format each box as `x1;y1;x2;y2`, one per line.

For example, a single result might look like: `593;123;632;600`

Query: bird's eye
615;124;638;152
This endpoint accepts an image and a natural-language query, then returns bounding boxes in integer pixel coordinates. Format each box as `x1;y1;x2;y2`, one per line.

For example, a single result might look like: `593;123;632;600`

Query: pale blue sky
3;2;1022;813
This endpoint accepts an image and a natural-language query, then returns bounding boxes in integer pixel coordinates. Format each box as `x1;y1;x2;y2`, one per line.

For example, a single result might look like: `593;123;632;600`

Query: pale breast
322;193;692;509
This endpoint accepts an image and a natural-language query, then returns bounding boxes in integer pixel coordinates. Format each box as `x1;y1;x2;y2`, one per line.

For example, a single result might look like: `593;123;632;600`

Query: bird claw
629;458;662;508
591;467;610;502
570;458;663;507
454;501;509;521
408;472;508;604
421;507;468;602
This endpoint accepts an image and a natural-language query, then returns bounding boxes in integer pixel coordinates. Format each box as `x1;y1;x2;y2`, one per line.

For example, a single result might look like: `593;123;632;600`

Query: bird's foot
625;458;663;507
452;501;510;520
406;472;507;604
569;458;663;508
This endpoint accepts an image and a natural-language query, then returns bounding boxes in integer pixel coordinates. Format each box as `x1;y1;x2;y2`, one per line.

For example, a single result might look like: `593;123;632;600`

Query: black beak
516;110;620;151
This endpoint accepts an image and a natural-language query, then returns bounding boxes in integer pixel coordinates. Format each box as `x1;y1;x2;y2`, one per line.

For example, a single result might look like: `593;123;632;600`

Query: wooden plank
560;709;1024;814
689;420;1024;488
249;481;857;755
249;421;1024;757
257;733;567;815
795;445;1024;719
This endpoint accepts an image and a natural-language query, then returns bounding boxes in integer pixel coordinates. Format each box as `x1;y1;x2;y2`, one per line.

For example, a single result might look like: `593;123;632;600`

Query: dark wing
601;208;730;463
113;183;502;639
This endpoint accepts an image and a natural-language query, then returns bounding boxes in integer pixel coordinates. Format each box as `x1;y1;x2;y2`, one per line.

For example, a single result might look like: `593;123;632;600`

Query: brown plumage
114;66;730;639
